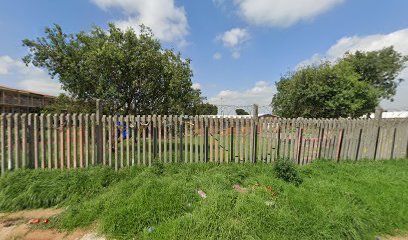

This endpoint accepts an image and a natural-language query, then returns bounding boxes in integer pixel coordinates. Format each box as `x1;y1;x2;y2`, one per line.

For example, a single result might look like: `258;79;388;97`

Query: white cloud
0;56;14;75
234;0;344;27
192;82;201;90
0;55;62;96
209;81;275;106
213;52;222;60
217;28;249;48
216;28;249;59
92;0;189;46
299;27;408;110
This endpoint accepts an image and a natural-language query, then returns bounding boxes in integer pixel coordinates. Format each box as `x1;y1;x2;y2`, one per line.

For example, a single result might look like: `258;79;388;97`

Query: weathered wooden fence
1;112;408;174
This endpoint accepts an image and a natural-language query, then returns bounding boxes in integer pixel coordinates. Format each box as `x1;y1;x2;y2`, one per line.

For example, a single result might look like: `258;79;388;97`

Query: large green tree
23;24;203;115
194;103;218;115
272;61;380;118
341;47;408;100
272;47;407;118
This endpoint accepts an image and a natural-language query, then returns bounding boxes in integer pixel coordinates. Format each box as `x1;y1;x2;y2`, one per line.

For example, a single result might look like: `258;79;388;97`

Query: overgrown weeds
0;160;407;239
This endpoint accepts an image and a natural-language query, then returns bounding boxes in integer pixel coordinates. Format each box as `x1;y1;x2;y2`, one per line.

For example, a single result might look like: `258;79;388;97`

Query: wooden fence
1;112;408;174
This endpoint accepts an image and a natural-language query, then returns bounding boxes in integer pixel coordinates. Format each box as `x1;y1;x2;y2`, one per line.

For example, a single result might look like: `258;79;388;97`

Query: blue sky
1;0;408;111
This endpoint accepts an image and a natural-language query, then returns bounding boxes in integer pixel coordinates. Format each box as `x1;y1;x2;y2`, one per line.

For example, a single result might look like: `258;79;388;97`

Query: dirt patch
233;184;248;193
0;209;105;240
5;208;64;220
24;229;66;240
383;236;408;240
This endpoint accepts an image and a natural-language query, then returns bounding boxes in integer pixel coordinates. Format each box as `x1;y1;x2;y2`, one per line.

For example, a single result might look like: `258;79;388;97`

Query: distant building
368;111;408;119
0;85;56;113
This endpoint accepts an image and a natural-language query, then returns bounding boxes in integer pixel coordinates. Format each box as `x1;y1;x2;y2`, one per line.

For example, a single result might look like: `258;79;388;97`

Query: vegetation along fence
1;110;408;175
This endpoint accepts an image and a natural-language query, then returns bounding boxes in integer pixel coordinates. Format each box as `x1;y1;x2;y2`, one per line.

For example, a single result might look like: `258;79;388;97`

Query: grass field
0;159;407;239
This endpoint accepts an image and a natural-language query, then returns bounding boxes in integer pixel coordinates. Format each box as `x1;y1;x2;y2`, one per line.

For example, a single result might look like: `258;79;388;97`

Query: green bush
274;158;303;186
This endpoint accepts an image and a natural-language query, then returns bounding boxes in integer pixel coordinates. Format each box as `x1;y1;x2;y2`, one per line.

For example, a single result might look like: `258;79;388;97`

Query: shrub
274;158;303;186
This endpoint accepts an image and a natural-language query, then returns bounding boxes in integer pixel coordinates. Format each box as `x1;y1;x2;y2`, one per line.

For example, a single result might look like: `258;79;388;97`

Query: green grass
1;160;408;239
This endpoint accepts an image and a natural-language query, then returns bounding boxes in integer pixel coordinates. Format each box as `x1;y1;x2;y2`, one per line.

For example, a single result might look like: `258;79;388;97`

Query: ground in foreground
0;160;407;239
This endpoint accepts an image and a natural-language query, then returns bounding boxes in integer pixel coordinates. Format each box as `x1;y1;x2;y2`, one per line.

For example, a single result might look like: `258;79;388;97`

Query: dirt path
0;209;105;240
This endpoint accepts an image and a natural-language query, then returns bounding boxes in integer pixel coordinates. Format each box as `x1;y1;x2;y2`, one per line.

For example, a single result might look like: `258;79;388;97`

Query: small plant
274;158;303;186
152;160;165;176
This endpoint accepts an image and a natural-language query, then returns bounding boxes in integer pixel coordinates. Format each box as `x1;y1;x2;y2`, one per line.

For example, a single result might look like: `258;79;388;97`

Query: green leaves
272;47;407;118
23;24;203;115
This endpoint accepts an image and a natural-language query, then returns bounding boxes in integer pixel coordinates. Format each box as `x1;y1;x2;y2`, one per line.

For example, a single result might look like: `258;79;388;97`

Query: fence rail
1;112;408;174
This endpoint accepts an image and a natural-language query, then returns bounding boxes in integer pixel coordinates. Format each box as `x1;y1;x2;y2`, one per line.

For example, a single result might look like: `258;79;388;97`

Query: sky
0;0;408;111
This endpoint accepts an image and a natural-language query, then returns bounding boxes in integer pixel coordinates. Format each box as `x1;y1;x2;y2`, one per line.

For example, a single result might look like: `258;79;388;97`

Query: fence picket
108;116;112;167
13;113;20;169
120;115;124;168
59;114;64;169
72;114;77;169
21;114;27;168
46;114;52;169
0;113;407;171
114;115;119;169
91;114;96;165
0;114;5;174
102;115;106;166
79;114;84;168
84;114;89;167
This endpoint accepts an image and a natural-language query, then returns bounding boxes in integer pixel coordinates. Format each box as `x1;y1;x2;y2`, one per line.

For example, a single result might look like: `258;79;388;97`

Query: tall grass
1;160;407;239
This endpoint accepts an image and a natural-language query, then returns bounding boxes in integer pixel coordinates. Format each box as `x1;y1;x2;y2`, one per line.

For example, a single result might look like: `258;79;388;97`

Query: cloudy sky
0;0;407;110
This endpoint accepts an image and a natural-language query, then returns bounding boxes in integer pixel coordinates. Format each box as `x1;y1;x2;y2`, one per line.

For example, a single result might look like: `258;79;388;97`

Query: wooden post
251;104;258;163
60;114;65;169
47;114;52;169
355;128;363;161
53;114;58;169
21;114;27;168
373;106;383;160
72;114;77;169
78;113;84;168
33;114;38;169
14;113;20;169
1;114;5;175
296;127;303;164
126;115;131;166
179;116;183;163
390;123;397;160
204;117;209;162
84;114;89;167
66;114;71;169
108;116;112;167
101;115;106;166
96;99;102;165
336;128;345;162
28;114;34;169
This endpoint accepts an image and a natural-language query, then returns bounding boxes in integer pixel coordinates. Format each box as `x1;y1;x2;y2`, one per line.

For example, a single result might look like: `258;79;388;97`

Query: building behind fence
0;85;56;113
1;105;408;174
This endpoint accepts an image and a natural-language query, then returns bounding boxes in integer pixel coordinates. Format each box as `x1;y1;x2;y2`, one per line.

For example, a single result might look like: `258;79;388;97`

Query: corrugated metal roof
0;84;56;98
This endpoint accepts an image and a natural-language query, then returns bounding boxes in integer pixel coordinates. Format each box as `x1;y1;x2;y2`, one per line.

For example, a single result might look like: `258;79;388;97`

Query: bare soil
0;209;104;240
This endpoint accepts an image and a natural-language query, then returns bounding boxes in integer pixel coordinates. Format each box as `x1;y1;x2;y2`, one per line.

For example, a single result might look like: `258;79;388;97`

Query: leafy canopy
23;24;204;115
41;94;95;114
341;47;408;100
236;109;249;115
272;47;407;118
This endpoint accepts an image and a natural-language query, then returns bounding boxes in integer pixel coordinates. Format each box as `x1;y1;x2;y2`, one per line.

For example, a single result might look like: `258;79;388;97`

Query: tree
236;109;249;115
42;94;96;114
194;103;218;115
272;61;380;118
23;24;204;115
341;47;408;100
272;47;407;118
